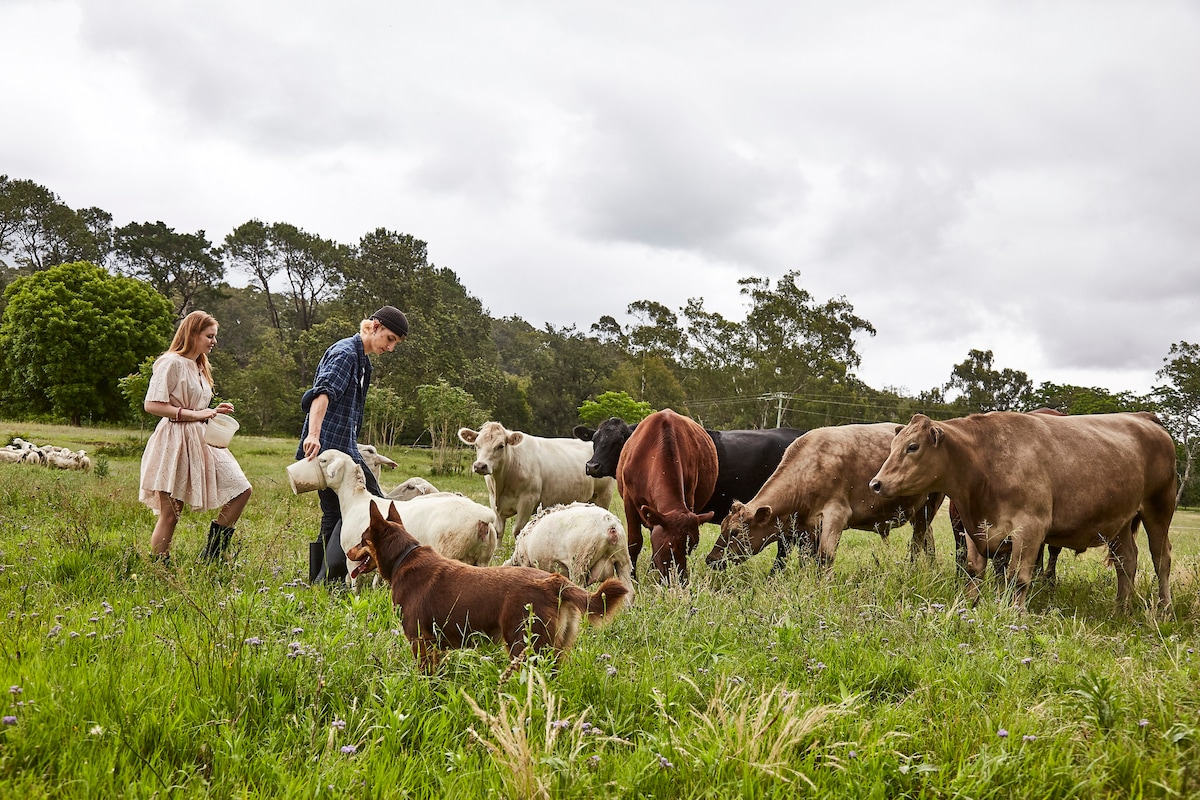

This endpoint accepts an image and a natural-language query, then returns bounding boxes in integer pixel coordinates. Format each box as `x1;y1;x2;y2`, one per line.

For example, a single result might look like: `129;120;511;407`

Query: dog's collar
392;541;421;571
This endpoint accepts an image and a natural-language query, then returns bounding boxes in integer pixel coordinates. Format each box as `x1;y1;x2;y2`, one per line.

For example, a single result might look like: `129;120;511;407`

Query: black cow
574;418;807;571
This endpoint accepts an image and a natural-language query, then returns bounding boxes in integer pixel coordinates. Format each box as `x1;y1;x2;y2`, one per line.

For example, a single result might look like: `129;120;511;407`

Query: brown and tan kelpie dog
349;501;631;680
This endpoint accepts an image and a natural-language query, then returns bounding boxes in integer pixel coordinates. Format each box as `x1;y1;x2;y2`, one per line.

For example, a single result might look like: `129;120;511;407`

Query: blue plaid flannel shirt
296;334;373;473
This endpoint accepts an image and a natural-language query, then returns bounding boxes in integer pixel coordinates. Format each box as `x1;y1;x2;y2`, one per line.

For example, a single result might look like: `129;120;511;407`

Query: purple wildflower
2;716;16;726
340;744;357;755
997;729;1009;738
1023;735;1036;742
1138;719;1150;728
332;719;346;730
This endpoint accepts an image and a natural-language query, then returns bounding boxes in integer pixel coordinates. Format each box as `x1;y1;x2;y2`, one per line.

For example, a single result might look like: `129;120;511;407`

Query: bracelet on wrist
176;407;184;422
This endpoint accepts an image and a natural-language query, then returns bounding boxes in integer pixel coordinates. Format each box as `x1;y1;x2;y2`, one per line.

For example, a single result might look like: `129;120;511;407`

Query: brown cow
948;408;1067;583
869;411;1177;611
705;423;945;571
616;409;718;582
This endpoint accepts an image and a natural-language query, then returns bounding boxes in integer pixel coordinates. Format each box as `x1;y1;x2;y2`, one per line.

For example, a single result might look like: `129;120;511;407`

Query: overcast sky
3;0;1198;398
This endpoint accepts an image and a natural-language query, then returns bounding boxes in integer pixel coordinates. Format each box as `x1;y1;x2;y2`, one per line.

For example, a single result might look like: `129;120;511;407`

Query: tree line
2;174;1197;503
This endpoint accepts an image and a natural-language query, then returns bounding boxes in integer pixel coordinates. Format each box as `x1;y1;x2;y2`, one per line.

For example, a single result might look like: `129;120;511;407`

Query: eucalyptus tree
341;227;495;410
682;271;876;428
525;324;621;436
1155;341;1200;505
944;349;1034;413
224;219;284;330
272;223;348;331
0;177;103;271
111;220;224;319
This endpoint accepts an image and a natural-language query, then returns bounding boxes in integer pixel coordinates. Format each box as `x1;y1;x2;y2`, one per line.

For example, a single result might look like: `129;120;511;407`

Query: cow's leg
950;509;970;580
908;496;940;563
1107;520;1139;612
815;506;851;569
1141;499;1175;613
962;535;987;605
1039;545;1061;588
1005;535;1042;612
510;498;539;541
623;498;644;577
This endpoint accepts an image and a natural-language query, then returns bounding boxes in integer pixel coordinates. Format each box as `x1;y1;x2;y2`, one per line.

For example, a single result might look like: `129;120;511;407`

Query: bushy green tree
578;391;654;425
1029;382;1142;415
118;356;158;429
0;261;172;423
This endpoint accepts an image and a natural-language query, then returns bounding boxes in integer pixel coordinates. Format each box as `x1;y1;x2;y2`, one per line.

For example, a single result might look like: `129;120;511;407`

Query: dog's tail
578;577;630;625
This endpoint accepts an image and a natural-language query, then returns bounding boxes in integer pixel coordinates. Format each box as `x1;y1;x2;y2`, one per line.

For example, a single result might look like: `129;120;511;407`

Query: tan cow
705;423;945;571
869;411;1177;611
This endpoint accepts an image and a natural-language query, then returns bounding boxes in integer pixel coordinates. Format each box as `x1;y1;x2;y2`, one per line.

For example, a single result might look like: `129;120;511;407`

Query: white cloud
4;0;1199;399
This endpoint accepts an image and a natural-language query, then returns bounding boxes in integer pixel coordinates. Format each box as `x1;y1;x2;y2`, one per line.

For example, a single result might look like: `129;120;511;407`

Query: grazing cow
869;411;1177;611
616;409;719;582
705;423;945;572
503;502;635;594
575;418;806;566
948;408;1067;583
458;422;616;540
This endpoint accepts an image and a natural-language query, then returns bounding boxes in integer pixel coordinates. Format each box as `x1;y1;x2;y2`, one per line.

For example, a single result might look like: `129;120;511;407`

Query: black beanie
371;306;409;337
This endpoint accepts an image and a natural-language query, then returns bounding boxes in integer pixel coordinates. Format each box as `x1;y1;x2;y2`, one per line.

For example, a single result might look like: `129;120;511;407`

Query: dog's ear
387;502;403;524
369;502;385;524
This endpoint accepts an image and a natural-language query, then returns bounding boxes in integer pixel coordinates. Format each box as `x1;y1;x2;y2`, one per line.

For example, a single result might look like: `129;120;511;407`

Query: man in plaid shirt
297;306;409;584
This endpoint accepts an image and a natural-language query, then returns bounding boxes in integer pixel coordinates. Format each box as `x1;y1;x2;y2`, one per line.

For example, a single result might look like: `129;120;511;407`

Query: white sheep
301;450;498;586
385;476;439;501
0;448;24;465
356;444;398;483
503;502;635;597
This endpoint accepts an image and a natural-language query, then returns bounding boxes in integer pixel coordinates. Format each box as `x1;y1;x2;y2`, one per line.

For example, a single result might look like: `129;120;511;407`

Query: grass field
1;421;1198;798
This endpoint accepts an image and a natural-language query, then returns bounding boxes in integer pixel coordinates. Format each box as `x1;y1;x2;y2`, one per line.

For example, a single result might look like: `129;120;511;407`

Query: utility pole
767;392;787;428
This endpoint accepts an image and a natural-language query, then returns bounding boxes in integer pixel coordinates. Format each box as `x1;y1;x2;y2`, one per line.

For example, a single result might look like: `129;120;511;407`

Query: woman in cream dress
140;310;252;563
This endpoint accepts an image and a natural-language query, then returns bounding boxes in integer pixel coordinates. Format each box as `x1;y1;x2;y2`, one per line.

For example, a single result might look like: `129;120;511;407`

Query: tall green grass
1;421;1198;798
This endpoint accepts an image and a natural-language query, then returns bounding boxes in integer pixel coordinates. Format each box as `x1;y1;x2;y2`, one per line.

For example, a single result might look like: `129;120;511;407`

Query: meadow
1;421;1198;799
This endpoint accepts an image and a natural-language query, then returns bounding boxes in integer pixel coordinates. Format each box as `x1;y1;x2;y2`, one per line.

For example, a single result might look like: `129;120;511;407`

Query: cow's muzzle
472;462;490;475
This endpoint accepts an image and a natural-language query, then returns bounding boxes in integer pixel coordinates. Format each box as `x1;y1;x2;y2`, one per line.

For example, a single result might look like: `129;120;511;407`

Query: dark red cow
575;417;806;571
615;409;718;582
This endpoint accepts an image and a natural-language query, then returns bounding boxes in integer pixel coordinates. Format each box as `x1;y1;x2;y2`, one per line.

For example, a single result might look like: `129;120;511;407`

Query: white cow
504;502;634;596
458;422;616;540
299;450;498;585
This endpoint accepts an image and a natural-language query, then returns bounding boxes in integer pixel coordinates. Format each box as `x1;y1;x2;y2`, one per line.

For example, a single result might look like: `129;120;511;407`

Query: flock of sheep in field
0;437;91;470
